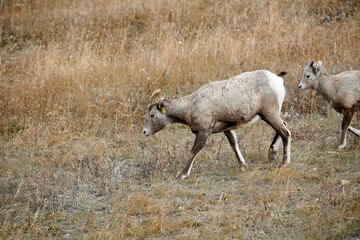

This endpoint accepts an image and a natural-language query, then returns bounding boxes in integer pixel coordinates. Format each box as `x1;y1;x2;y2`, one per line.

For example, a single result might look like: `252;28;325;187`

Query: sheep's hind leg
224;130;246;171
261;113;291;166
348;126;360;137
268;133;281;161
268;121;287;161
177;131;209;180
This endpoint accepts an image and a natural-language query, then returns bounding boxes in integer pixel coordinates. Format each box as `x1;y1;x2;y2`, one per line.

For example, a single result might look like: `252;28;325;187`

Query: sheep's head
143;89;168;136
299;60;323;90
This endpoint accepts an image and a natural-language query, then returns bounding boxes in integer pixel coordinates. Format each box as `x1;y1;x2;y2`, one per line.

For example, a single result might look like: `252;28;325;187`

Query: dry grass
1;0;360;239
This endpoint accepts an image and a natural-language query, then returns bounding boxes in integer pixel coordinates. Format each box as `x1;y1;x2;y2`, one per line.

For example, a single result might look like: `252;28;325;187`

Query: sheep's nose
298;85;302;89
143;130;146;135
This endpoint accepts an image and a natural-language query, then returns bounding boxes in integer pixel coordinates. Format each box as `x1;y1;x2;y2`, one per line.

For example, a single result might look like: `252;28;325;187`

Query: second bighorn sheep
299;60;360;149
143;70;291;179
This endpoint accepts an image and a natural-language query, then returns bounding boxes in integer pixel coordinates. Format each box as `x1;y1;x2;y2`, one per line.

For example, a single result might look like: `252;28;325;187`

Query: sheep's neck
316;72;337;103
164;97;190;125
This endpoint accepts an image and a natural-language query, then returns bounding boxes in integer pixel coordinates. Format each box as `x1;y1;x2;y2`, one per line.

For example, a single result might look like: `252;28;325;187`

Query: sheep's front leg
224;130;246;170
177;131;209;180
338;110;355;149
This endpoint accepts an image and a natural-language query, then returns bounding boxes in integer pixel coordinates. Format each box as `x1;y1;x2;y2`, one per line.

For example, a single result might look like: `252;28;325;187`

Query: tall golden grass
1;0;359;134
0;0;360;239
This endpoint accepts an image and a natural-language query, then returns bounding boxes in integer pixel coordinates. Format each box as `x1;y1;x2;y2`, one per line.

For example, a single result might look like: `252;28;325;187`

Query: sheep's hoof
268;148;277;161
279;165;286;170
239;165;246;172
337;143;346;150
279;162;290;168
177;173;188;180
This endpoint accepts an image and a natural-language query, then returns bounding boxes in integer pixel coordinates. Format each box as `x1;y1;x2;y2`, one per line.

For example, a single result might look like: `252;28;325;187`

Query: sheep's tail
277;72;287;77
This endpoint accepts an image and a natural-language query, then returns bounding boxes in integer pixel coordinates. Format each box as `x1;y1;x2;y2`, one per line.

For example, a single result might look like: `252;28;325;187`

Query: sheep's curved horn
149;89;161;105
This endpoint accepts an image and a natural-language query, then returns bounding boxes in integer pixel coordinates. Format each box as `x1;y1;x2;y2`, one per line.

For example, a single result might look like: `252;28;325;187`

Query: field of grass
1;0;360;239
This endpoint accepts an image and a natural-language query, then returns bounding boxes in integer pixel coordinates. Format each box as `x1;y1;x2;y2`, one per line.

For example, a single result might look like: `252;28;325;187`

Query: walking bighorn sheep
143;70;291;179
299;60;360;149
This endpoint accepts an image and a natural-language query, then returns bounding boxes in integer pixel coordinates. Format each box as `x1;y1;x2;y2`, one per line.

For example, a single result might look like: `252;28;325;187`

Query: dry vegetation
0;0;360;239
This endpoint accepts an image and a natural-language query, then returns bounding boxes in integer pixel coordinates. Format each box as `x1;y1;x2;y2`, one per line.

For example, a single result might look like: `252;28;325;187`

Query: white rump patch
266;71;286;111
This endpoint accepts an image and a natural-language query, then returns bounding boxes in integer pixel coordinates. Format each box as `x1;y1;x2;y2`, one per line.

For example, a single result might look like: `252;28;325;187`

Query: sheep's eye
150;113;155;118
306;75;311;79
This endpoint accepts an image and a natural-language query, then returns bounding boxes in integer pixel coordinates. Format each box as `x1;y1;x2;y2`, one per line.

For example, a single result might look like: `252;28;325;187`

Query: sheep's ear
309;61;314;67
157;98;166;114
308;60;314;67
313;61;322;75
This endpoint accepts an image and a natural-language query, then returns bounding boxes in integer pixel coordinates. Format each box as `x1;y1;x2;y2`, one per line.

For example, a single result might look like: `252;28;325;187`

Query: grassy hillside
1;0;360;238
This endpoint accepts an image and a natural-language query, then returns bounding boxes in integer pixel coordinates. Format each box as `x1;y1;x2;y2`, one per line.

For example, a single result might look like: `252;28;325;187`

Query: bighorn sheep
299;60;360;149
143;70;291;179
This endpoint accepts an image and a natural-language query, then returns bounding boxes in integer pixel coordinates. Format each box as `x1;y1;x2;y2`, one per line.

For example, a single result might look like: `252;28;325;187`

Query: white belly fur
227;114;260;131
